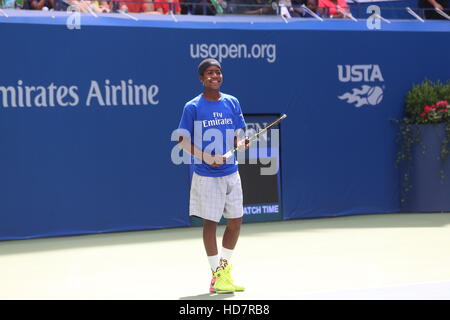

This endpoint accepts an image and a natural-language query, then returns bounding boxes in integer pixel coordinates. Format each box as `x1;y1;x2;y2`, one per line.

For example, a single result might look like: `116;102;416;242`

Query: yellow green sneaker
209;268;235;294
223;264;245;292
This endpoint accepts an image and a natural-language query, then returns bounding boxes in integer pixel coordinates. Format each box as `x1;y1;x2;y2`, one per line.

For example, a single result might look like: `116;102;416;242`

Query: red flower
419;112;426;117
424;106;433;113
436;100;449;108
439;109;447;113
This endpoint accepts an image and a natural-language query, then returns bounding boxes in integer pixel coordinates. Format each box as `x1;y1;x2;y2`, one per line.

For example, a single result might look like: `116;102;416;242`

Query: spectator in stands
118;0;160;13
154;0;181;14
184;0;217;15
118;0;146;12
316;0;350;18
1;0;15;8
281;0;315;17
90;0;111;12
279;0;297;17
419;0;449;19
29;0;54;9
292;0;318;14
66;0;110;12
279;0;320;17
180;0;189;13
17;0;27;8
228;0;276;15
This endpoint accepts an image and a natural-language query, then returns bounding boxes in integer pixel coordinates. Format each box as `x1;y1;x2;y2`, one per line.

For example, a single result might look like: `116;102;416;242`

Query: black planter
402;123;450;212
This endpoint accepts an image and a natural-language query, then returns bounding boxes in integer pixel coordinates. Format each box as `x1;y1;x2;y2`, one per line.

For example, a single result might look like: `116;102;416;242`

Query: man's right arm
178;136;225;167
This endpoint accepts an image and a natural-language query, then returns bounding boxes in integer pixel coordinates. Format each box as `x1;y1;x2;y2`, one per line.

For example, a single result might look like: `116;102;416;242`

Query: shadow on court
0;212;449;256
179;292;235;300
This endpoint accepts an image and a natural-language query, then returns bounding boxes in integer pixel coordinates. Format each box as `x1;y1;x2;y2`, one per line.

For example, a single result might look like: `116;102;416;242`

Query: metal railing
1;0;449;21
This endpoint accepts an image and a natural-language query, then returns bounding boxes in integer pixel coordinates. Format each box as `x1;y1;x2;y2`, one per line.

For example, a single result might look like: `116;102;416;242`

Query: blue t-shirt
178;93;246;177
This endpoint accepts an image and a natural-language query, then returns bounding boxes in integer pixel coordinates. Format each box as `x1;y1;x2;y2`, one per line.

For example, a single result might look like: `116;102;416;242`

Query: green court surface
1;212;449;300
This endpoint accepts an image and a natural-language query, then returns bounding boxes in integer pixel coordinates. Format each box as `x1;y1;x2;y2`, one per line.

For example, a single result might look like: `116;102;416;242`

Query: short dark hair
198;58;221;76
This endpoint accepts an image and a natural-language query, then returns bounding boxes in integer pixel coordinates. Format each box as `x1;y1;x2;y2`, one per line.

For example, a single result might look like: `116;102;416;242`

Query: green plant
395;79;450;204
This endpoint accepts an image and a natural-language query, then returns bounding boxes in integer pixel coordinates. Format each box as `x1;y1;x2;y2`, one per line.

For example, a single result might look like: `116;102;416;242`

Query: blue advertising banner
1;11;450;239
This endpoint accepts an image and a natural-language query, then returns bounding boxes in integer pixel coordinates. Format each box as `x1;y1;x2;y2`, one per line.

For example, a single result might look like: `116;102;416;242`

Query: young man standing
177;58;249;294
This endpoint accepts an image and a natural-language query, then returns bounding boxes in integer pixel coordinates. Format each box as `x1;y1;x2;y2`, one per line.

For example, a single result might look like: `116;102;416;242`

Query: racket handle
223;148;237;160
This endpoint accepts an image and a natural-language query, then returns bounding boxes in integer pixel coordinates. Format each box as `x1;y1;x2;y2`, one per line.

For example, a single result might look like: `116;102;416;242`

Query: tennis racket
223;113;287;159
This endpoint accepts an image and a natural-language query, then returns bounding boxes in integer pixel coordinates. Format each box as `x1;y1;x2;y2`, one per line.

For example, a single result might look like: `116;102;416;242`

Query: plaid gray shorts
189;171;244;223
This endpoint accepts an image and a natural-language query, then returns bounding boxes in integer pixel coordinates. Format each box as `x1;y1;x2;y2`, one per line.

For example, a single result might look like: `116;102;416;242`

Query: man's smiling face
200;65;223;90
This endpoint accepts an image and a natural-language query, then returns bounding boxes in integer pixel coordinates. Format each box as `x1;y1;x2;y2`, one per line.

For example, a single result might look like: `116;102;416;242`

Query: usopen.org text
190;43;277;63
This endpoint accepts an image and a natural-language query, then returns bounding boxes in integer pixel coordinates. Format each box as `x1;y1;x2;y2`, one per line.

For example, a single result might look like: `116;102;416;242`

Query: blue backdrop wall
1;12;450;240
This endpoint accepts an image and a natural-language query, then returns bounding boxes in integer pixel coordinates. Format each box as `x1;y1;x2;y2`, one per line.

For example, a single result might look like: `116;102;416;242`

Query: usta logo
337;64;384;107
337;65;384;83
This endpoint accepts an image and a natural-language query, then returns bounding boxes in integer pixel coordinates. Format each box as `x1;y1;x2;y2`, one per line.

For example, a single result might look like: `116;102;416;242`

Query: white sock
220;247;233;267
207;255;220;273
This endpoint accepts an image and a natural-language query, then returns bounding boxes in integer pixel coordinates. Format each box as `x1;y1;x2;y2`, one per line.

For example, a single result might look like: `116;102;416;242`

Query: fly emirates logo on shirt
201;112;233;128
171;112;280;175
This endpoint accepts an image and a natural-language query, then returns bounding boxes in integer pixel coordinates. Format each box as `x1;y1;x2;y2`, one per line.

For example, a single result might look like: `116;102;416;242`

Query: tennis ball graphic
366;86;383;105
